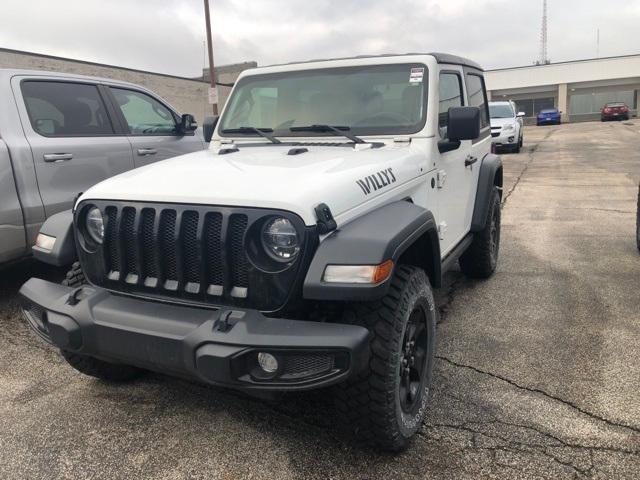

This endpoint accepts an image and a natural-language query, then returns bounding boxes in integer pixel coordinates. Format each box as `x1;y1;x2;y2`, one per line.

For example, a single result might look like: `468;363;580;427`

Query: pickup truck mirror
203;116;219;143
517;112;526;117
447;106;480;141
179;113;198;134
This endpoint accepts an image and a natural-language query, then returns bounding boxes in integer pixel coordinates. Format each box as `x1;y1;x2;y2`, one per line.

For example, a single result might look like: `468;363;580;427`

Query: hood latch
315;203;337;234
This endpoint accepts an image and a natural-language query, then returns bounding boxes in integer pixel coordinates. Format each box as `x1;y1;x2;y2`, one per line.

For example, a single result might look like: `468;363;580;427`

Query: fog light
257;352;279;374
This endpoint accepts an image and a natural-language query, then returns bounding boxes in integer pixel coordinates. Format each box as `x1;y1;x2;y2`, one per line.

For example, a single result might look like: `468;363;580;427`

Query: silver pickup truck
0;69;205;265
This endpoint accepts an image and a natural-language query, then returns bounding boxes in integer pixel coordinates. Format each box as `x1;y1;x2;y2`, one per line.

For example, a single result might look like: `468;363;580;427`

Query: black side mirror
179;113;198;134
447;106;480;141
203;116;219;143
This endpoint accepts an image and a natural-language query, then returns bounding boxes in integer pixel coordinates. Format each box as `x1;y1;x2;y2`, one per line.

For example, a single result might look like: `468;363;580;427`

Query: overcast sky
1;0;639;77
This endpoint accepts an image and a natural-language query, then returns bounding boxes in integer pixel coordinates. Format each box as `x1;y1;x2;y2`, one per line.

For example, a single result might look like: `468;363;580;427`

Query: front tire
60;262;145;382
459;187;501;278
335;266;437;451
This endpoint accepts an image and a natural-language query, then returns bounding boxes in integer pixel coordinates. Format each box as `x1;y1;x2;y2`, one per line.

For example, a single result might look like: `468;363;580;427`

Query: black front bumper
19;278;369;391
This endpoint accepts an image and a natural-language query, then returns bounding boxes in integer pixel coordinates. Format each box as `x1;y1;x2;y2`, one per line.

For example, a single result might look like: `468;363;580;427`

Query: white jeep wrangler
20;53;502;451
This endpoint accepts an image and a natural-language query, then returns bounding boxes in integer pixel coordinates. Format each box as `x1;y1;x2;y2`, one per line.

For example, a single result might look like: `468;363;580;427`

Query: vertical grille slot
181;210;200;293
121;207;138;283
104;206;121;279
204;212;223;296
229;214;249;297
140;208;158;284
159;210;178;290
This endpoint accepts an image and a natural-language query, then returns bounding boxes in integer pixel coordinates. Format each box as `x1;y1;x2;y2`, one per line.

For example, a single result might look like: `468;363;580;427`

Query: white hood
79;142;425;226
490;117;516;128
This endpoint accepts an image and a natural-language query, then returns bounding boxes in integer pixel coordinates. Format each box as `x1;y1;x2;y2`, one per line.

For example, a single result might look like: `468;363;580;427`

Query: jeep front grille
76;201;311;311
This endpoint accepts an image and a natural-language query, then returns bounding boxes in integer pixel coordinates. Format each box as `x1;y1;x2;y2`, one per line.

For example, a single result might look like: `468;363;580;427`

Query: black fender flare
471;153;503;232
303;201;441;301
32;210;76;267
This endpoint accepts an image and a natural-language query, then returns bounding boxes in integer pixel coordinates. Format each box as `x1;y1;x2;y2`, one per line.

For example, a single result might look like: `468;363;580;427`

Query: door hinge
437;170;447;189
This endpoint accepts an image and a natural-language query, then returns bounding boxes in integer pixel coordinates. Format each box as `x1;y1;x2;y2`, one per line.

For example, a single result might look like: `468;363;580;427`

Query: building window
514;98;555;117
569;90;634;115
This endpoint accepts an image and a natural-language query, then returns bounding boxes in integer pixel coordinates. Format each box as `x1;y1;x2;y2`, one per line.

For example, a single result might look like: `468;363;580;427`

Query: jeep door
463;71;491;219
105;86;204;168
436;68;475;254
13;77;134;218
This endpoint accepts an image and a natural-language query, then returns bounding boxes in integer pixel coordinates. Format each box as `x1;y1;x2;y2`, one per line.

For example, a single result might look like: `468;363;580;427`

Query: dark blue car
537;108;561;126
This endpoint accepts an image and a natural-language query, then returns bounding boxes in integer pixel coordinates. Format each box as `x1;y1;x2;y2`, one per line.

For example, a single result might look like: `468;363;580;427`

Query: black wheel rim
489;206;500;266
399;307;429;413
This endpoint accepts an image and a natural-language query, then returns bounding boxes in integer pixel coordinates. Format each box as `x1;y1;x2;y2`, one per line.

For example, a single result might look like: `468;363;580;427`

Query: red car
601;102;630;121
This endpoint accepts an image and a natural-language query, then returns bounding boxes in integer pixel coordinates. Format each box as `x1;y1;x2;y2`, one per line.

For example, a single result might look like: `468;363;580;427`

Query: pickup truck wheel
459;187;501;278
59;262;145;382
335;265;437;451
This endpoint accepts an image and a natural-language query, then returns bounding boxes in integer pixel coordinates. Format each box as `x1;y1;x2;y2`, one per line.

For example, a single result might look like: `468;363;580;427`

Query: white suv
490;100;524;153
21;53;503;451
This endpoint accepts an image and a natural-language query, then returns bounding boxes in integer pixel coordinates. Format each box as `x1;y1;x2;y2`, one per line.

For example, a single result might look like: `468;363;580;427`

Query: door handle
465;155;478;167
137;148;157;156
43;153;73;162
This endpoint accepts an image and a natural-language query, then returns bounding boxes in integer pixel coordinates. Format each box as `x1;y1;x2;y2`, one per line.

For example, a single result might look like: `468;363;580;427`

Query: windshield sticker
356;168;396;195
409;68;424;84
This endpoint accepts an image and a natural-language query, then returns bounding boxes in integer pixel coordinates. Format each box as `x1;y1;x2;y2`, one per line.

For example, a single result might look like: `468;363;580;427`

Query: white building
485;54;640;123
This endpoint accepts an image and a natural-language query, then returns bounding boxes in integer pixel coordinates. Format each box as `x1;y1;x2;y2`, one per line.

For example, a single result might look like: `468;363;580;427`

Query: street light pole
203;0;218;115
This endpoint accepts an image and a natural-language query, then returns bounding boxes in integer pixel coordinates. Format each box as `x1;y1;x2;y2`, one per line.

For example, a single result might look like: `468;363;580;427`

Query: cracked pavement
1;122;639;479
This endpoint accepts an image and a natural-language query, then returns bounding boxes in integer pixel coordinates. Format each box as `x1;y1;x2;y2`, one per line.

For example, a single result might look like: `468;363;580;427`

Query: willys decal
356;168;396;195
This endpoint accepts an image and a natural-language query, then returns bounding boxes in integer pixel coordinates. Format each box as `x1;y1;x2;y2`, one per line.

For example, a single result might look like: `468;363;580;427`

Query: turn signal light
323;260;394;284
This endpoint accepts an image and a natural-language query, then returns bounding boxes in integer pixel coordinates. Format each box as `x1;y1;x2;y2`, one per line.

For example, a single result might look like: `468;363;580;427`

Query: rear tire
59;262;145;382
335;266;437;451
459;187;501;278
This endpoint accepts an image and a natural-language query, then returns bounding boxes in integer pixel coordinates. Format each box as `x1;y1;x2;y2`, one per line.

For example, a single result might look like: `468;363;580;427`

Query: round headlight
262;217;299;261
85;207;104;244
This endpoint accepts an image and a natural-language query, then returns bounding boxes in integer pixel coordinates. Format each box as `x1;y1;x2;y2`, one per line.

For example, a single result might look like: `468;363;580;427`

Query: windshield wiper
221;127;281;144
289;125;365;144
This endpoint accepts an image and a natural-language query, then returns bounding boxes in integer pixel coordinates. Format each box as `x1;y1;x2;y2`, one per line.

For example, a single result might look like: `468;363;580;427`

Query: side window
21;81;114;136
110;88;177;135
465;74;490;128
438;72;464;138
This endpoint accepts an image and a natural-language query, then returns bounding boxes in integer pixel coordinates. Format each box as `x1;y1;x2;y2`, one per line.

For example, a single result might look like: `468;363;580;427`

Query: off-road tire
334;266;437;451
459;187;501;278
59;262;144;382
636;184;640;252
62;261;86;287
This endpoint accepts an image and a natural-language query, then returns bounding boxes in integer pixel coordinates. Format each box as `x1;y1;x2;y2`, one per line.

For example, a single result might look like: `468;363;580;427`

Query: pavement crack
436;355;640;436
501;129;555;207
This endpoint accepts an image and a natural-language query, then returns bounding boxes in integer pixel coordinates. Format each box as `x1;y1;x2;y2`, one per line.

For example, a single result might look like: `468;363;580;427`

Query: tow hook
214;310;245;332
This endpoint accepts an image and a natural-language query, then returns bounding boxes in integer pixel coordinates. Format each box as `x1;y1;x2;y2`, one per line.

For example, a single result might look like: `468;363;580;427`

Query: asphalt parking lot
1;121;639;479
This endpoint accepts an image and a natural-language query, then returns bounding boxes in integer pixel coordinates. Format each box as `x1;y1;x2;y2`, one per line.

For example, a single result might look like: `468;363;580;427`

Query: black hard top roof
264;52;484;72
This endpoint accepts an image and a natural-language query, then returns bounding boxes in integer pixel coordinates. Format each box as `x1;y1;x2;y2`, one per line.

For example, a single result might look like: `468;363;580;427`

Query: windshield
219;63;428;137
489;104;514;119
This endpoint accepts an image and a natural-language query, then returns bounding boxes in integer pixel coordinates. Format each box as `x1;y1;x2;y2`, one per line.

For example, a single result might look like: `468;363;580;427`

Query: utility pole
539;0;549;65
203;0;218;115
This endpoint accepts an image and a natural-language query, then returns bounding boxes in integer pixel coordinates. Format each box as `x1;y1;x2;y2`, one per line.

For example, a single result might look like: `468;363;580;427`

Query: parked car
536;108;561;126
0;69;205;266
601;102;630;121
489;100;525;153
20;53;503;451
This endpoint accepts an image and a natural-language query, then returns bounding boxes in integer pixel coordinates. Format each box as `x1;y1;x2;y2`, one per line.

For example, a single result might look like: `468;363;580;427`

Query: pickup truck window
438;72;464;137
21;81;114;136
465;74;490;128
110;88;177;135
219;64;428;137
